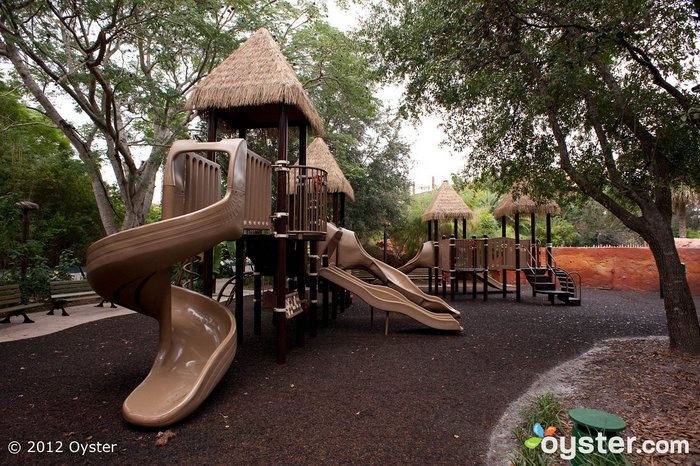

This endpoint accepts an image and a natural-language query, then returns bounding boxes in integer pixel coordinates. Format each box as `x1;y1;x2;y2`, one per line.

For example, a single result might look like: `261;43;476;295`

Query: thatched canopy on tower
186;28;324;135
493;187;561;218
289;138;354;201
421;181;474;222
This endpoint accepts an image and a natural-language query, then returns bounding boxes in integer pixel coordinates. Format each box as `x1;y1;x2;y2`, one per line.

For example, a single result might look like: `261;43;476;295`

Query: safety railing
288;165;328;234
243;149;272;231
162;151;221;219
545;248;582;301
440;237;530;271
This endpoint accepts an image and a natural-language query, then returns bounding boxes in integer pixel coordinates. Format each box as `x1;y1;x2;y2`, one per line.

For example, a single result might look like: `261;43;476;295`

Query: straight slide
87;139;248;427
319;266;462;332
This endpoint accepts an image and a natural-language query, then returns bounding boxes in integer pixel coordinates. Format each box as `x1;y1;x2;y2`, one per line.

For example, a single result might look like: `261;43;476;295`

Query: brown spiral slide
86;139;248;427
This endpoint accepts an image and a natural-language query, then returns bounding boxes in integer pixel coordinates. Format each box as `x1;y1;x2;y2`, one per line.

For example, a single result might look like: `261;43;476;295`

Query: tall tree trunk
3;39;119;234
645;218;700;354
677;201;687;238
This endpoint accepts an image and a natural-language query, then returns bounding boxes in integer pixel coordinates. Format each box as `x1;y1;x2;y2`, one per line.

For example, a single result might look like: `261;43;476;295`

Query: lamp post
16;201;39;280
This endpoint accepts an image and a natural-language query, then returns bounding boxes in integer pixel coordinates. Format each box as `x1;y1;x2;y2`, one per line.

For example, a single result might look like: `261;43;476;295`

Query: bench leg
61;305;69;317
1;311;34;324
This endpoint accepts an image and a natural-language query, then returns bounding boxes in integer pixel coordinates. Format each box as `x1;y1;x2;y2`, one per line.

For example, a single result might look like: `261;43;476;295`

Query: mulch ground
0;287;695;465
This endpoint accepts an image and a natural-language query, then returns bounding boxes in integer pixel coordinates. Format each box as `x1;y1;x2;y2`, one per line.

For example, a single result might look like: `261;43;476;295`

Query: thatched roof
493;187;561;218
289;138;354;201
421;181;474;222
186;28;324;135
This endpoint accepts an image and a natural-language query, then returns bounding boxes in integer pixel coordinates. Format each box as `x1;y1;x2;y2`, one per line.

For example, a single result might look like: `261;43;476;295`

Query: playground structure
86;28;460;428
404;182;582;305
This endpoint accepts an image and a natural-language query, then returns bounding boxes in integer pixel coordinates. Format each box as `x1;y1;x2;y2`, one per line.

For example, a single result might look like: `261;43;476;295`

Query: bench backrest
0;284;22;307
49;280;94;295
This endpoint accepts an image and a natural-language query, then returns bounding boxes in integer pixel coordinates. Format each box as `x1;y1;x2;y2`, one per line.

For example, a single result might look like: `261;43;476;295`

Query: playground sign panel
284;292;303;319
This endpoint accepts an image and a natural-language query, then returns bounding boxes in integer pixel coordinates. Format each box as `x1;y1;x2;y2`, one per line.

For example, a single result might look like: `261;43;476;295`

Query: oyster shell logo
525;423;557;449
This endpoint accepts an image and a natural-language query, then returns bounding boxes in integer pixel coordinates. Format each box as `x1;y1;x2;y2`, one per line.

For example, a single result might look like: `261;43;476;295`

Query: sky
325;1;468;193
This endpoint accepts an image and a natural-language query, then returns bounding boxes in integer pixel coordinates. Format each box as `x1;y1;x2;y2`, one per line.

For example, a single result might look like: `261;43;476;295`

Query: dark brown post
531;212;537;297
441;235;447;299
235;239;245;344
275;104;289;364
531;212;537;267
433;220;439;295
471;235;477;299
515;213;521;302
449;234;456;301
322;251;329;326
452;220;458;294
339;193;346;228
332;194;339;225
297;124;307;344
297;244;306;348
483;234;489;302
462;218;467;293
502;215;507;299
254;272;262;335
309;241;318;338
546;213;552;275
427;221;433;293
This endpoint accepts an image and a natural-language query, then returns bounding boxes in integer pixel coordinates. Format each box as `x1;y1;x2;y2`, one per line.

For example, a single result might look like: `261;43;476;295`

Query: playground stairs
522;267;581;306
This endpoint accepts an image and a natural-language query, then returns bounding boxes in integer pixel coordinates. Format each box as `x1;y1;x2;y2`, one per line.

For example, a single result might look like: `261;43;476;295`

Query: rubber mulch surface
0;287;689;465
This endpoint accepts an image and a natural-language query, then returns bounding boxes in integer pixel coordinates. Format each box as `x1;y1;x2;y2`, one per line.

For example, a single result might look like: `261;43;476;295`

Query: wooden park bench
48;280;103;316
0;284;43;324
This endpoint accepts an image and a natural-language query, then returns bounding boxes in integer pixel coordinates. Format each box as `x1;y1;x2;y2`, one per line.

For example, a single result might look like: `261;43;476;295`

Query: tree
673;185;700;238
0;0;316;233
367;0;700;353
283;21;412;240
0;81;103;265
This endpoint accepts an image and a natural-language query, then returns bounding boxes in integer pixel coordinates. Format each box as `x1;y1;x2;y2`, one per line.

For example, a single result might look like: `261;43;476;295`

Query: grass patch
508;393;634;465
509;392;566;465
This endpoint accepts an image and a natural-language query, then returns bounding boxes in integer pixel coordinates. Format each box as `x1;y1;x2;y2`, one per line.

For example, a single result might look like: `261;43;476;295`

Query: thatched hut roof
186;28;324;135
421;181;474;222
289;138;354;201
493;187;561;218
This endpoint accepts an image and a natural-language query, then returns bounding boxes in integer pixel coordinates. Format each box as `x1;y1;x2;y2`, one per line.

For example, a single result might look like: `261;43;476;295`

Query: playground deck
0;288;696;464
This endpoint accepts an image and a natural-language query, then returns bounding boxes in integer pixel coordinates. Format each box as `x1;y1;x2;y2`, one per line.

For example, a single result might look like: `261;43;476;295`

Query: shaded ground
488;336;700;465
0;287;694;464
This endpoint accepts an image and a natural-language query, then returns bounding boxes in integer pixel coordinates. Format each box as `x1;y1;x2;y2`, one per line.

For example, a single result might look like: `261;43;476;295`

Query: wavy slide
397;241;435;275
86;139;248;427
398;240;512;292
323;223;459;318
319;266;463;332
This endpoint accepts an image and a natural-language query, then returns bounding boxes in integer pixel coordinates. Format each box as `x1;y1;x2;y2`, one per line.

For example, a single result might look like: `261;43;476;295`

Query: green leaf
524;437;542;449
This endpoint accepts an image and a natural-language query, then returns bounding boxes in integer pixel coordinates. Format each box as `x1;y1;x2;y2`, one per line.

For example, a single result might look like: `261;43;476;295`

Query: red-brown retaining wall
548;247;700;294
490;247;700;294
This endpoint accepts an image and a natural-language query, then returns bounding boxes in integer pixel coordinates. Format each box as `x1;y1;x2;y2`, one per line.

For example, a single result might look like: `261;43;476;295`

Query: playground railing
243;149;272;231
288;165;328;235
444;237;530;271
544;248;582;301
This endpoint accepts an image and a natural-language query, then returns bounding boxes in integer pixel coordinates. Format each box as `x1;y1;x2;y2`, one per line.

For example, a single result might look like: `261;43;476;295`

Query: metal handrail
216;271;255;306
544;248;581;301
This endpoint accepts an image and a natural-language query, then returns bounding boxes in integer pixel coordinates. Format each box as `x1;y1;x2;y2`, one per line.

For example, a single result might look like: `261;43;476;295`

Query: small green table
569;408;627;465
